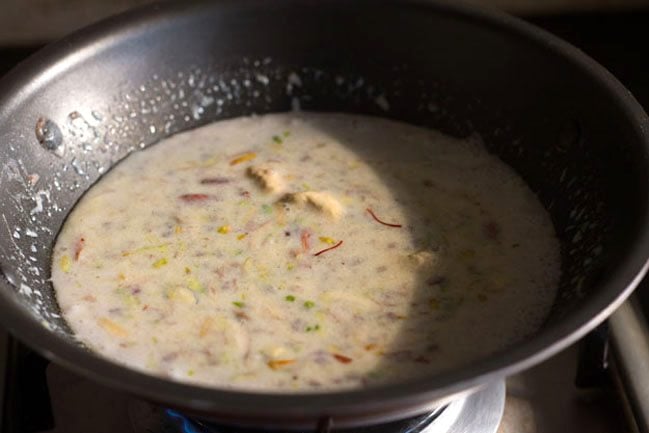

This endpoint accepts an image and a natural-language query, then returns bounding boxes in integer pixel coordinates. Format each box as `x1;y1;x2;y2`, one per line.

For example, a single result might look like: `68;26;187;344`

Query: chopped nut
332;353;353;364
199;318;213;337
152;257;168;268
246;165;284;193
267;359;296;370
167;287;196;303
281;191;344;219
59;255;71;273
217;225;231;234
230;152;257;166
98;318;128;338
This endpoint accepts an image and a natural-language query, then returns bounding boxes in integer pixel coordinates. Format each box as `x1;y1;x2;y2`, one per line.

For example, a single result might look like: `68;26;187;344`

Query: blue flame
165;409;206;433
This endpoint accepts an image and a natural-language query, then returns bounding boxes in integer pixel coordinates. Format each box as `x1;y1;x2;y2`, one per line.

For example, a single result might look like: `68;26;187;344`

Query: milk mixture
51;112;560;391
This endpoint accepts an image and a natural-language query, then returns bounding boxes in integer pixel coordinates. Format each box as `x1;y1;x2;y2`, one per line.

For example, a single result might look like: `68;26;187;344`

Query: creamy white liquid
51;112;560;392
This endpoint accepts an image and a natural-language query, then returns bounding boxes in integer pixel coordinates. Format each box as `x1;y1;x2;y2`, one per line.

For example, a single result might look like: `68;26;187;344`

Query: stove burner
166;408;445;433
129;382;505;433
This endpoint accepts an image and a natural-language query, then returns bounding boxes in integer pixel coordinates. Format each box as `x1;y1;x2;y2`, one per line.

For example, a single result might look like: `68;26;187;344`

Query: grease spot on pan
35;117;64;157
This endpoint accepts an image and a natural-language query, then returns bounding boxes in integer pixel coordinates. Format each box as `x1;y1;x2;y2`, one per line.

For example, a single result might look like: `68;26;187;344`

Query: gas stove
126;382;503;433
1;10;649;433
0;328;629;433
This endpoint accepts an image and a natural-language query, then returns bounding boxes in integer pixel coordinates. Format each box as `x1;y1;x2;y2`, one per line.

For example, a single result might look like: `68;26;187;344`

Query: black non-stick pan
0;0;649;430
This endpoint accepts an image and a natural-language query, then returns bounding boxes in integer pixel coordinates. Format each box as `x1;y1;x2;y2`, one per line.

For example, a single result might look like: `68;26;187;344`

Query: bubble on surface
70;158;86;176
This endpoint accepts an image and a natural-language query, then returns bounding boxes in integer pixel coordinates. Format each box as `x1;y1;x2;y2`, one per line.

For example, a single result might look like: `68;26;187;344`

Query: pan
1;0;649;429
